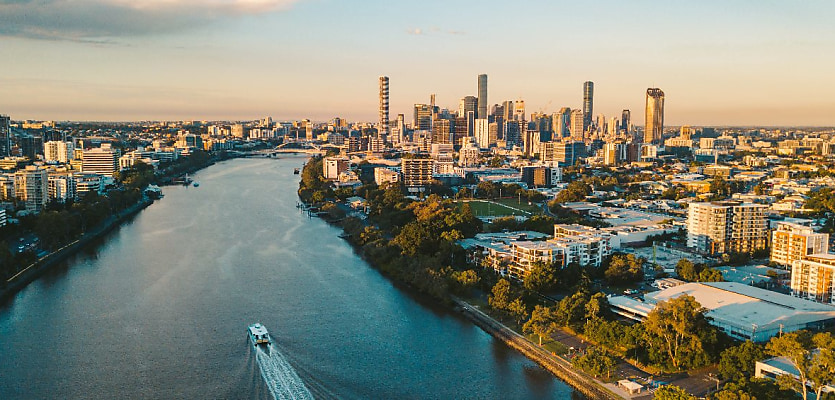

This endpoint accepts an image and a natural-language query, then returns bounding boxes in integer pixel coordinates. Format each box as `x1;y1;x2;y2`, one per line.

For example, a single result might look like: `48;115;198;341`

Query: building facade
81;144;119;177
379;76;389;138
401;158;433;190
687;201;768;255
644;88;665;144
772;222;829;268
14;166;48;213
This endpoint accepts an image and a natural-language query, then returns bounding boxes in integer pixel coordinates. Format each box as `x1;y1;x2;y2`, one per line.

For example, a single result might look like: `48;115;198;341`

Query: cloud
0;0;301;41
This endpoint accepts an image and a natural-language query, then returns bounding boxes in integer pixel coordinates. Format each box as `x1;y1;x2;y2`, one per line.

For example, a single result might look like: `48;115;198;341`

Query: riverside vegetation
298;156;834;399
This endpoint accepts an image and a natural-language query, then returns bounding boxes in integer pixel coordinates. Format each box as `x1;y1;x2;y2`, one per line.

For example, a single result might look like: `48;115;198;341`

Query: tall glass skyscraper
0;114;10;157
582;81;594;132
477;74;487;119
644;88;665;144
378;76;389;138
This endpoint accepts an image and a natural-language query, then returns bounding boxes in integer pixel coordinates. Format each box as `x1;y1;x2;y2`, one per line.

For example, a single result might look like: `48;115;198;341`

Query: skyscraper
621;109;631;132
0;115;10;157
644;88;664;144
554;107;571;138
570;109;584;141
378;76;390;138
477;74;487;119
583;81;594;132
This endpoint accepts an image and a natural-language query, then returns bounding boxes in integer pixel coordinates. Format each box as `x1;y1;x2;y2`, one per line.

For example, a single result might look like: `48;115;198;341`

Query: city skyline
2;1;835;125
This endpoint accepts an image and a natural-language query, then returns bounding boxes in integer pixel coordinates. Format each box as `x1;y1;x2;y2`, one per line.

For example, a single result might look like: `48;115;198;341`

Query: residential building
772;222;829;268
644;88;664;144
323;156;349;180
81;143;119;177
570;109;585;141
791;253;835;304
14;165;49;213
401;157;433;190
379;76;389;138
477;74;487;119
459;139;480;167
687;201;768;255
583;81;594;132
74;173;103;198
373;167;400;186
44;141;75;163
48;174;76;203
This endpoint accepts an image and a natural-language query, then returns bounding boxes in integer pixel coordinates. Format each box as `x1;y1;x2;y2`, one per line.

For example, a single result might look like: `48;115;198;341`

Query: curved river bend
0;157;581;399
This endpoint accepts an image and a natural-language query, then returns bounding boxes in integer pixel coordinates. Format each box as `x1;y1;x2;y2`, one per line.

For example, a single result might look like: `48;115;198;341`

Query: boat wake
255;344;314;400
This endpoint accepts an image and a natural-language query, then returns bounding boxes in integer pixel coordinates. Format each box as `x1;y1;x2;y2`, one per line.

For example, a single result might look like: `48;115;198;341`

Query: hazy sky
2;0;834;125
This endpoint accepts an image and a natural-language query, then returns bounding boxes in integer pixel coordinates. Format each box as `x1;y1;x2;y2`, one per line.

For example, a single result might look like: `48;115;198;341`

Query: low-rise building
610;282;835;342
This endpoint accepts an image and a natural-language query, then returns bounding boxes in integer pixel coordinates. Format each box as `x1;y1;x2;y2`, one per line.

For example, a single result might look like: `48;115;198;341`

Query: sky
1;0;834;126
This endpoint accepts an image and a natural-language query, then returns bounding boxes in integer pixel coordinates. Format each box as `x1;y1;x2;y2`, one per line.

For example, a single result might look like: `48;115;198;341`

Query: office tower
583;81;594;132
680;126;695;141
553;108;571;138
44;141;75;163
414;104;433;131
513;100;526;121
0;115;10;157
772;222;829;268
687;201;768;255
595;114;606;135
81;143;120;177
474;119;492;148
395;114;406;142
570;109;585;141
607;117;618;136
504;120;521;147
602;142;627;165
621;110;631;132
644;88;665;144
14;166;48;213
379;76;389;138
541;141;586;166
477;74;487;119
459;96;477;118
502;100;514;121
20;135;43;160
432;118;453;145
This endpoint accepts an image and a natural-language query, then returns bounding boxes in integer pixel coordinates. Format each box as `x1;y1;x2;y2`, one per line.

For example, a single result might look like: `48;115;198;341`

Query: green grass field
492;198;544;214
458;199;531;217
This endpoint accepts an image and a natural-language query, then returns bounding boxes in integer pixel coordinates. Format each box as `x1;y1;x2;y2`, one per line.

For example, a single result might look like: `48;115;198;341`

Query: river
0;156;581;399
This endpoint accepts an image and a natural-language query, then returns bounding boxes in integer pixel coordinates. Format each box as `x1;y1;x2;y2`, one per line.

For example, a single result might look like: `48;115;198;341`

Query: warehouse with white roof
609;282;835;342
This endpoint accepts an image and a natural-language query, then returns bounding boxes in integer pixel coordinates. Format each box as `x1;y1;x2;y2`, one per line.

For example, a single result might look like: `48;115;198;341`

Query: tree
554;291;590;329
572;347;618;378
507;297;529;325
643;295;717;370
604;253;644;284
584;292;610;321
718;341;766;381
488;279;512;311
766;331;835;400
524;261;559;293
654;385;696;400
699;268;724;282
523;305;558;346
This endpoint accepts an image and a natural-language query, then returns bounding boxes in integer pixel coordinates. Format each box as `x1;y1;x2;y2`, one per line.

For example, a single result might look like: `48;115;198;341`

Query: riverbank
453;297;624;400
0;196;154;302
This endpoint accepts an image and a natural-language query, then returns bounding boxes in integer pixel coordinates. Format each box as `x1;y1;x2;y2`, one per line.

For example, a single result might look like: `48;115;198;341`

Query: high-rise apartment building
14;165;48;213
432;118;453;145
541;141;586;166
323;157;349;180
81;143;120;177
687;201;768;255
477;74;487;119
44;141;75;163
379;76;389;138
583;81;594;132
0;114;10;157
771;222;829;268
474;119;493;148
570;109;585;141
644;88;664;144
401;158;433;190
791;254;835;304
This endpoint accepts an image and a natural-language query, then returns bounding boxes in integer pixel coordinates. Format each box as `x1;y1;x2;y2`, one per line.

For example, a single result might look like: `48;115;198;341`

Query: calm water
0;157;580;399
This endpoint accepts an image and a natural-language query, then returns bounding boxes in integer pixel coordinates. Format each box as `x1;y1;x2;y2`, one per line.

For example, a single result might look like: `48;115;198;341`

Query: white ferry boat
248;323;272;347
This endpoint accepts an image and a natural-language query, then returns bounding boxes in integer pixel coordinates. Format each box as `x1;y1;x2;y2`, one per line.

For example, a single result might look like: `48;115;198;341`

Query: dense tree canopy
643;295;720;370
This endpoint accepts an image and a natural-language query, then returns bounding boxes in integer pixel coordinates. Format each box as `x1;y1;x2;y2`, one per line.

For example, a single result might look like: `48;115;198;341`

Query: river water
0;156;580;399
